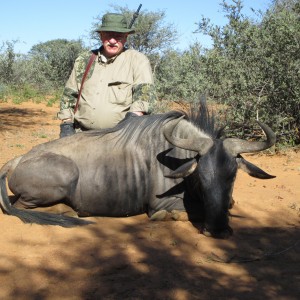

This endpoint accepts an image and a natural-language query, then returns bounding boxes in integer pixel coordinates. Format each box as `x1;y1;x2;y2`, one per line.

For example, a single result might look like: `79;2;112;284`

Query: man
58;13;157;137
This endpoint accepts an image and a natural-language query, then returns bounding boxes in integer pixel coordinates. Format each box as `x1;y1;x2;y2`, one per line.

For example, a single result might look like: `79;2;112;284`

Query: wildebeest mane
186;101;224;139
85;111;184;145
85;100;223;143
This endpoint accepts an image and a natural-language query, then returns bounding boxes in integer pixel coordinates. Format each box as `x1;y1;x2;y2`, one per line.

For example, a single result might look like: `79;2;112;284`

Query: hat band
102;22;127;29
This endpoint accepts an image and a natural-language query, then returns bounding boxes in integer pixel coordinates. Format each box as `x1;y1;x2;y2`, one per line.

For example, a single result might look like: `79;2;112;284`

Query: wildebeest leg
150;210;170;221
8;195;20;206
150;209;189;221
13;199;77;216
8;152;79;210
149;196;187;221
170;210;189;221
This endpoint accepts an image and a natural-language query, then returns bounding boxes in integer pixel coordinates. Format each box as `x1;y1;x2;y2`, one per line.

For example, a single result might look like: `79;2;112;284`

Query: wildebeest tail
0;172;94;227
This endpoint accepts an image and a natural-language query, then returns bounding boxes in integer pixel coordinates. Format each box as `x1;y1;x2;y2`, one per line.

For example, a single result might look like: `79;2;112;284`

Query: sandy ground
0;100;299;300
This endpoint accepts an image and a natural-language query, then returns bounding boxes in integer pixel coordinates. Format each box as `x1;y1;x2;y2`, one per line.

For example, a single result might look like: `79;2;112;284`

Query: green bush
0;1;299;147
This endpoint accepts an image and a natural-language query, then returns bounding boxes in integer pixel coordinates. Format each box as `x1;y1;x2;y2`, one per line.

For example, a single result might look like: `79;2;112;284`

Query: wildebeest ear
164;158;198;179
236;155;276;179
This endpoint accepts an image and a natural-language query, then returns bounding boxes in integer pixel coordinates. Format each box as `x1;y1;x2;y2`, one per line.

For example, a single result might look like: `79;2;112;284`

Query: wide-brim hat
96;13;135;34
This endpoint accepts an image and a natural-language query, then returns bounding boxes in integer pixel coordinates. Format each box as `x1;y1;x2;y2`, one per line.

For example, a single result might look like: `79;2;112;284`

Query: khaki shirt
57;48;157;129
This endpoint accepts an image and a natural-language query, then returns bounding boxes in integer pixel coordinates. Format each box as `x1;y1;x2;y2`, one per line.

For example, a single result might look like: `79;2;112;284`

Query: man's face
100;31;128;58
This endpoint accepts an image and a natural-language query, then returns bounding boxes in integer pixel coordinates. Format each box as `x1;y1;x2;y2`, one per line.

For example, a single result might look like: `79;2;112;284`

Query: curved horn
163;117;213;155
223;121;276;156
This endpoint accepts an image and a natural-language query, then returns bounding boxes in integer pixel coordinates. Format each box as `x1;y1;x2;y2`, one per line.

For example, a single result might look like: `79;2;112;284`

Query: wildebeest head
163;107;276;239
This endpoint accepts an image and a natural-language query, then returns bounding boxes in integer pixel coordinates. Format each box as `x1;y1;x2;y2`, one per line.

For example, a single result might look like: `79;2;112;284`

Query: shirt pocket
108;81;132;105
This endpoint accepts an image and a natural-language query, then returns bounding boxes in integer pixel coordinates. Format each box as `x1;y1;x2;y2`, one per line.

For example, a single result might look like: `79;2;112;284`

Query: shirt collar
98;46;123;64
98;46;127;65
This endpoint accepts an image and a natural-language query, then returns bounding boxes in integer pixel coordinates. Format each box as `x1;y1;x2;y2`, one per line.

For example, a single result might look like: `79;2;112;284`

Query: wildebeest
0;102;276;238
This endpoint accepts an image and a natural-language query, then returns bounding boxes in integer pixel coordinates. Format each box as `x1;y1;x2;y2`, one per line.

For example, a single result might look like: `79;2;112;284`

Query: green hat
96;13;135;34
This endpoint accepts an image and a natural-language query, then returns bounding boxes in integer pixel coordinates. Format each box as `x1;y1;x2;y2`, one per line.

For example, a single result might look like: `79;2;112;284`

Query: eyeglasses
100;32;128;41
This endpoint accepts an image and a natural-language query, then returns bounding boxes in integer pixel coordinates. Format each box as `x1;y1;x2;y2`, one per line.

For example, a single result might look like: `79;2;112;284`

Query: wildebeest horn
163;116;213;155
223;121;276;156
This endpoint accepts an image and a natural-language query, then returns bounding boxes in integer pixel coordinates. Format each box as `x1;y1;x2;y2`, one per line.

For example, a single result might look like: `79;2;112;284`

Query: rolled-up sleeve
131;83;157;113
57;51;92;121
57;67;78;121
130;52;157;114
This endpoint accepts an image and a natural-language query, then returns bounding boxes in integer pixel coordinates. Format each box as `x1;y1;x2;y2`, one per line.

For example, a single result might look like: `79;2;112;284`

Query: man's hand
60;121;75;138
132;111;144;116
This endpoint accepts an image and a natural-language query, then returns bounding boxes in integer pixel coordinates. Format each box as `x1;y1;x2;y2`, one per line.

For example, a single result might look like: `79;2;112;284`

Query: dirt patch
0;100;299;300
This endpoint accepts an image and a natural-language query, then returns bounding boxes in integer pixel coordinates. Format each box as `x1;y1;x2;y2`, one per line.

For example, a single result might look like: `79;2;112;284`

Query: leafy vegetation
0;38;86;103
0;0;299;147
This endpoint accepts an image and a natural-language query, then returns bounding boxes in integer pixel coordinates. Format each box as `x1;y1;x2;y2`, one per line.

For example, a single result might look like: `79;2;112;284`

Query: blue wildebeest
0;103;276;238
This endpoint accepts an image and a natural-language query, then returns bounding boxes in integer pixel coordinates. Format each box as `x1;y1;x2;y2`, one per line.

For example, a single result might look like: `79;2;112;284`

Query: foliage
259;0;300;145
1;1;300;147
155;43;208;103
0;83;48;105
28;39;87;89
0;40;18;84
193;0;300;145
0;39;86;104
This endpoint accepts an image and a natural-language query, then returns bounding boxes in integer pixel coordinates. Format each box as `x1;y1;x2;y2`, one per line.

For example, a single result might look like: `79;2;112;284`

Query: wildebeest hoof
202;227;233;239
150;210;168;221
171;210;189;221
229;198;235;209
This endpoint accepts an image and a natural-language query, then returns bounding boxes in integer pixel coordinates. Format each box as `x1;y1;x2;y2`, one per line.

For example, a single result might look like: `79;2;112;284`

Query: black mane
85;110;182;136
85;100;223;141
186;101;224;139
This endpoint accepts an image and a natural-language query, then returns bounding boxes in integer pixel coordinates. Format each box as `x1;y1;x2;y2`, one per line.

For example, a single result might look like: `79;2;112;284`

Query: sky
1;0;272;54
